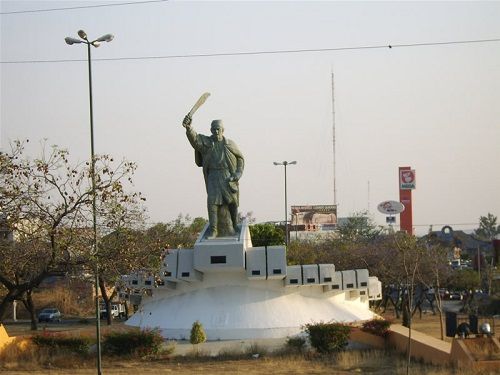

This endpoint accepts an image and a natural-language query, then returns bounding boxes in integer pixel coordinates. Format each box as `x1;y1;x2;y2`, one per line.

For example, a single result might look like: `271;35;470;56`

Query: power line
0;0;169;15
2;37;500;65
413;223;479;227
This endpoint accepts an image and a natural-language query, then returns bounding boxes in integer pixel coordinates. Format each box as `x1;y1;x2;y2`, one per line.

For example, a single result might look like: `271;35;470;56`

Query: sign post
399;167;415;234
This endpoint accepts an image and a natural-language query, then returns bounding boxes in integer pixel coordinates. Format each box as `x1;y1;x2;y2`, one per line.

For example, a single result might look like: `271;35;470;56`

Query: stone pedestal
125;220;382;340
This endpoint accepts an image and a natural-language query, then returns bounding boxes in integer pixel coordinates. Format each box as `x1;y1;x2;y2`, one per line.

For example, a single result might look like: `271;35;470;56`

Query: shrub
190;321;207;345
32;332;91;355
285;336;307;353
361;318;391;337
303;322;351;354
217;347;246;359
481;297;500;315
103;328;164;357
245;342;268;357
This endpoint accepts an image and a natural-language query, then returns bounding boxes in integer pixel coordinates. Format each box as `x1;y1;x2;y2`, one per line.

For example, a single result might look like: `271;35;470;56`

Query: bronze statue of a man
182;114;244;238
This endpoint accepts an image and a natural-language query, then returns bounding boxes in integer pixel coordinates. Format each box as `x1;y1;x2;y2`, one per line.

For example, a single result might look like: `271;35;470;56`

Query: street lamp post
65;30;113;375
273;161;297;247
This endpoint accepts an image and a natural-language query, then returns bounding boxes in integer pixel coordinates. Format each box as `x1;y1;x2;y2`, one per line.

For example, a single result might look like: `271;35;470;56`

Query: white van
100;302;126;319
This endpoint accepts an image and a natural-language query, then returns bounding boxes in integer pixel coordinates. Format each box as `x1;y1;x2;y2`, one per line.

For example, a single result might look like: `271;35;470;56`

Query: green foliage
190;320;207;345
32;332;91;355
361;318;391;337
285;336;307;352
482;297;500;315
190;217;208;233
475;213;500;241
249;223;284;247
303;322;351;354
448;269;480;291
337;211;382;242
145;215;207;252
287;239;322;265
103;328;164;356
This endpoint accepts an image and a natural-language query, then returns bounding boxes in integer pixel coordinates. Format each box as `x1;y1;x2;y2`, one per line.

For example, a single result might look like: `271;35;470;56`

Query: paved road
442;300;463;313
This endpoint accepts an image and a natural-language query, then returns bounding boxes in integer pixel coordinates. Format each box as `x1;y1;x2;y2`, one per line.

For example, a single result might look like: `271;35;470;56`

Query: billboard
291;205;337;231
399;166;414;234
377;200;405;215
400;169;416;190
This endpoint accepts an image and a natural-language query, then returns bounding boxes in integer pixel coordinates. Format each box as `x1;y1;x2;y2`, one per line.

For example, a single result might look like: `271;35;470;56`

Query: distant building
425;226;492;268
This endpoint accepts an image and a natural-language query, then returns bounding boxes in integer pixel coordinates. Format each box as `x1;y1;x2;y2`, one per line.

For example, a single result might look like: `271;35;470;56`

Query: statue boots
207;206;218;239
229;203;239;234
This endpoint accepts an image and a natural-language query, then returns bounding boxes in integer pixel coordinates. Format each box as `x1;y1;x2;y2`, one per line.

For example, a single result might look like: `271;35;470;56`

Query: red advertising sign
399;166;414;234
400;169;416;190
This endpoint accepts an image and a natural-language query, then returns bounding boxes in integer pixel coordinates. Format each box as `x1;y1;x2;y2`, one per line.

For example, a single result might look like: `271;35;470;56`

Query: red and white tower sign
400;169;416;190
399;167;415;234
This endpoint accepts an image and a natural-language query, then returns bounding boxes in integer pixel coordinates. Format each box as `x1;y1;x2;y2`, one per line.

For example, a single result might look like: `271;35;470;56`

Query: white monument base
124;221;380;340
126;272;377;340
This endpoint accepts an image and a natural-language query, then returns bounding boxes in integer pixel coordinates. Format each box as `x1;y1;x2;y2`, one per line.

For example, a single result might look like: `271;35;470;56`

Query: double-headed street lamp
273;161;297;247
65;30;113;375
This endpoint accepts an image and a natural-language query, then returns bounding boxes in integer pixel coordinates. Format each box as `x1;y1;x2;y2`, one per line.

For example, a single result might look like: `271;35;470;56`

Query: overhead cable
0;0;169;15
2;38;500;65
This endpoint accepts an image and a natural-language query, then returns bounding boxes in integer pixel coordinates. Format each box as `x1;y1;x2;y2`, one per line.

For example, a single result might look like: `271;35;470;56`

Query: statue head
210;120;224;141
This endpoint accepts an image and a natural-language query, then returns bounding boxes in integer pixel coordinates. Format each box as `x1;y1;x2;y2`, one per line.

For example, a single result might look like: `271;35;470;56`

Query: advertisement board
399;166;414;234
400;169;416;190
291;205;337;231
377;200;405;215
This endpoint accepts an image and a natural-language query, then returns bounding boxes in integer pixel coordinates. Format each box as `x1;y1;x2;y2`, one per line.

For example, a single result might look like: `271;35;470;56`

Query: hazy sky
1;1;499;235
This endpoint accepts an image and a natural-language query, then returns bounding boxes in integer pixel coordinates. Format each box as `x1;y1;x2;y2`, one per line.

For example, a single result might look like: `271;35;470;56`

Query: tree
111;215;207;316
97;227;147;325
143;215;207;253
448;269;481;313
0;140;145;327
336;211;382;243
101;216;208;326
475;213;500;241
249;223;284;247
417;242;451;340
448;269;480;292
392;233;426;375
287;239;323;265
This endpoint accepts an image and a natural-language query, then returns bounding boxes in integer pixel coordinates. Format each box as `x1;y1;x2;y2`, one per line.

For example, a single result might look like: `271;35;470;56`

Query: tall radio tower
331;70;337;206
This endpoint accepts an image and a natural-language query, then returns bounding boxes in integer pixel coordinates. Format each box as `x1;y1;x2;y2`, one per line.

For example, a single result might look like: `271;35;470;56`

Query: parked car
448;291;463;300
38;308;62;322
438;288;450;300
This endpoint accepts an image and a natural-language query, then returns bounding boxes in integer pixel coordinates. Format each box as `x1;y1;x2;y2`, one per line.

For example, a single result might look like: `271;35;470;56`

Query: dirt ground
0;359;357;375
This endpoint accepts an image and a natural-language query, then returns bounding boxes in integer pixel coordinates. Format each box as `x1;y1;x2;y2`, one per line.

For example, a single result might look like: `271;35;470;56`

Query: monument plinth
124;220;382;340
193;224;248;273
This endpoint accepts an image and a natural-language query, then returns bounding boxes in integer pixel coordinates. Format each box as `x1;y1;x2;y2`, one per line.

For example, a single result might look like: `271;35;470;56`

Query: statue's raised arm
182;114;192;129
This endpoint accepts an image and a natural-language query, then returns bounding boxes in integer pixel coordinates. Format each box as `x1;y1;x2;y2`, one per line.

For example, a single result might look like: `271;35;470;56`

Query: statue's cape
195;136;243;196
194;137;243;171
